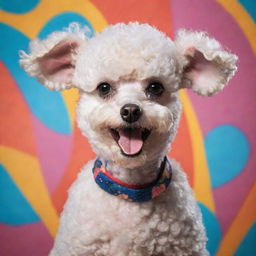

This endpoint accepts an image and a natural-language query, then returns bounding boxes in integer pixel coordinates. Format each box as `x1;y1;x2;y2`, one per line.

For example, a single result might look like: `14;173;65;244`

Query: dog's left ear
175;30;238;96
19;23;89;91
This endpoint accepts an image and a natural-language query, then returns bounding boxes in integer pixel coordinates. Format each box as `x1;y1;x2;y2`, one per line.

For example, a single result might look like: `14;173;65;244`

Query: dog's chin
114;152;148;169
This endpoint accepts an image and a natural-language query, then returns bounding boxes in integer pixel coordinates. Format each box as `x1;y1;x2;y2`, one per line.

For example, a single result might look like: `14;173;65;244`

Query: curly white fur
19;22;238;256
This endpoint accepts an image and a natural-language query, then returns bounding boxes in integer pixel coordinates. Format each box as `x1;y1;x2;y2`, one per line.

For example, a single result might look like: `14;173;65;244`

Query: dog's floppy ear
19;23;89;91
175;29;238;96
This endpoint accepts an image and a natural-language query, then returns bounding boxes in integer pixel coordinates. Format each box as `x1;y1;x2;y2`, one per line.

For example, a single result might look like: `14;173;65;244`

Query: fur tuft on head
73;22;183;93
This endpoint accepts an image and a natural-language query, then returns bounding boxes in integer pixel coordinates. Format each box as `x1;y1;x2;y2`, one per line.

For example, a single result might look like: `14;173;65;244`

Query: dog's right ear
19;23;89;91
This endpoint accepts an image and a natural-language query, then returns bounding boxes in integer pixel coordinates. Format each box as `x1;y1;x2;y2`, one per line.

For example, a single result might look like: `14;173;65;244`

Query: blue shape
235;222;256;256
198;202;222;255
38;12;94;39
0;165;39;225
239;0;256;21
205;125;250;188
0;0;40;14
0;23;71;134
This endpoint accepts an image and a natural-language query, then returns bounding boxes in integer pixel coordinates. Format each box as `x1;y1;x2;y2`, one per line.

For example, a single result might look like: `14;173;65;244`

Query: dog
20;22;237;256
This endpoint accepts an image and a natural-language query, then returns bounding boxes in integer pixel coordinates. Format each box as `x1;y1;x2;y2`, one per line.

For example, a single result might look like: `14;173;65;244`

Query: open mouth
110;127;151;157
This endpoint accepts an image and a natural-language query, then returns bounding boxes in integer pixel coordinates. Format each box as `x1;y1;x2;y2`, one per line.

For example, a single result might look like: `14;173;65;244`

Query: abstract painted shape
0;146;59;237
205;125;249;188
0;0;40;14
216;0;256;53
217;183;256;256
234;223;256;256
32;115;72;192
180;90;215;213
93;0;173;36
0;165;39;225
38;11;94;39
198;202;222;255
0;222;53;256
0;23;71;134
170;111;194;187
0;61;36;156
238;0;256;21
52;125;95;213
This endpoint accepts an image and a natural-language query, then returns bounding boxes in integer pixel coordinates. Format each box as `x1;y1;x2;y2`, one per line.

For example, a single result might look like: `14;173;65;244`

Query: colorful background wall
0;0;255;255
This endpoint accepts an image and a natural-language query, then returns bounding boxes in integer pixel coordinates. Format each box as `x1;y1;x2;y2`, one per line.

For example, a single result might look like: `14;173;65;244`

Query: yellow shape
0;0;108;128
0;0;108;38
179;90;215;212
61;88;80;128
217;182;256;256
0;146;59;237
217;0;256;54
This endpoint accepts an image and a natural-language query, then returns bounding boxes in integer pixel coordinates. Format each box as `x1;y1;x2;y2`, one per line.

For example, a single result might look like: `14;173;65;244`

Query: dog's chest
72;189;178;255
59;162;196;256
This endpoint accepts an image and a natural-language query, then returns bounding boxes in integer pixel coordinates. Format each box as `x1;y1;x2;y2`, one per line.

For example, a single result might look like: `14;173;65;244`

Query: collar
92;157;172;203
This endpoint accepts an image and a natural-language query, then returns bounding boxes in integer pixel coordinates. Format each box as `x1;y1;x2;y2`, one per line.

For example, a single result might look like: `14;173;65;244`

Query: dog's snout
120;104;142;123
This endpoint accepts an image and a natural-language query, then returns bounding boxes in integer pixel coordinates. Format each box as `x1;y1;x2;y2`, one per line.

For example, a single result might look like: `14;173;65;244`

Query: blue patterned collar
92;157;172;202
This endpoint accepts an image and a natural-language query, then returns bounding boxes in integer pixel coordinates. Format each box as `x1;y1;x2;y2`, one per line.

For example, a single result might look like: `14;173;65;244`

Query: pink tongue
118;129;143;155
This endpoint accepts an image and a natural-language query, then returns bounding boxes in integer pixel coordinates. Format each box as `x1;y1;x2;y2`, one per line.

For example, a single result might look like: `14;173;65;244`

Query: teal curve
204;125;250;188
0;165;39;225
198;202;222;256
0;0;40;14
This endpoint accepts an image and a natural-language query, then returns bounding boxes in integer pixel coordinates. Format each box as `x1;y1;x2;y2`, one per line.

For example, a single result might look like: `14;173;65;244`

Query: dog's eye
97;82;112;97
146;82;164;97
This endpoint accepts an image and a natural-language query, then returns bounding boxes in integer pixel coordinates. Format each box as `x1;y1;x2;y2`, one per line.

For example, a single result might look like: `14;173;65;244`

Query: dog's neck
106;158;163;186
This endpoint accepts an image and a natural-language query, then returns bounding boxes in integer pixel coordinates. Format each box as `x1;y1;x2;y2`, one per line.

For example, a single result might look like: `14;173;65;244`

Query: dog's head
20;22;237;168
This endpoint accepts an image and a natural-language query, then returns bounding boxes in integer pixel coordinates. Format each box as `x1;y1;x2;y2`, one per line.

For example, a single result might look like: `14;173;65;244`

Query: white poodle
20;22;237;256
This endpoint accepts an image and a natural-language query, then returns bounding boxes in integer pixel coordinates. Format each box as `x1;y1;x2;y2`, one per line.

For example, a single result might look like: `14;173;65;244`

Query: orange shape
0;62;36;156
92;0;173;36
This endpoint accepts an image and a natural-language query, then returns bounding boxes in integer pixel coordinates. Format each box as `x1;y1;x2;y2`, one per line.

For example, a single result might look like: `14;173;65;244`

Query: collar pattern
92;157;172;203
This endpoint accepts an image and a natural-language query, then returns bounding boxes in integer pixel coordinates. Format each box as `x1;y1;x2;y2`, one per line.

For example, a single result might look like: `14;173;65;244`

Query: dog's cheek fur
77;94;121;161
138;95;182;160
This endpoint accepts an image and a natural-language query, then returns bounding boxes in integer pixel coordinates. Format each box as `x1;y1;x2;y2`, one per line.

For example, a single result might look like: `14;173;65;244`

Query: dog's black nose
120;104;142;123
